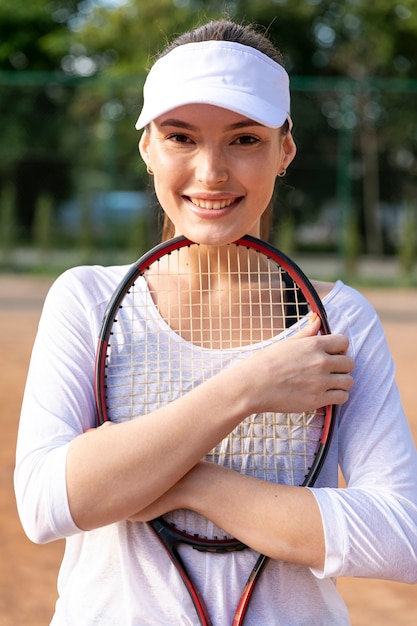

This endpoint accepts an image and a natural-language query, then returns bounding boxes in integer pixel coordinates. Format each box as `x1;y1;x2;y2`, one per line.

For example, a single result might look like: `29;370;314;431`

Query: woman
15;19;417;625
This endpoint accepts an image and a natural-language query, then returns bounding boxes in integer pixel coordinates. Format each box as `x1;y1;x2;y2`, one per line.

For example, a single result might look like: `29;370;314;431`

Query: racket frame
94;234;336;626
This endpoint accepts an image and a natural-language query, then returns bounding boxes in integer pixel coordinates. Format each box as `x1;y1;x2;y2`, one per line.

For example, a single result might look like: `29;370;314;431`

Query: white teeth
190;197;235;210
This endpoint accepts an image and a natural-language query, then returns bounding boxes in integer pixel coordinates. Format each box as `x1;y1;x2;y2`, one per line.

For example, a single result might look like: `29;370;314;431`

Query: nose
195;145;229;186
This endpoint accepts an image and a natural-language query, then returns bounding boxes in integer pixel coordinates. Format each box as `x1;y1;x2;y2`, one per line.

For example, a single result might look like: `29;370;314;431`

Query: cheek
151;148;188;190
236;146;281;185
151;155;177;197
152;176;173;210
152;162;185;218
243;162;277;200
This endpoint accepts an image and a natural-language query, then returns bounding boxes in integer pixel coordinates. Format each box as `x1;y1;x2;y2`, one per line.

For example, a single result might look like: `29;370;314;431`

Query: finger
330;371;354;390
319;333;350;355
295;312;321;338
329;354;355;374
325;387;352;405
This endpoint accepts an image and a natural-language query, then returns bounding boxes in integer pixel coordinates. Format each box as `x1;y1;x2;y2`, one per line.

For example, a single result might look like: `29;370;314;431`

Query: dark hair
154;20;289;241
158;20;284;65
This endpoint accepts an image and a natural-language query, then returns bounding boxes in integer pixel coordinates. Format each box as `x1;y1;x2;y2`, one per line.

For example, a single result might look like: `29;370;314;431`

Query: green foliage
34;192;54;255
68;0;223;75
2;0;417;261
0;0;70;70
239;0;417;78
0;184;16;267
398;200;417;281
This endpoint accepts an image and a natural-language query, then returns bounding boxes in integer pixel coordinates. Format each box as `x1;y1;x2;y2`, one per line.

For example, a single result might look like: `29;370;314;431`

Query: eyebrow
158;118;264;131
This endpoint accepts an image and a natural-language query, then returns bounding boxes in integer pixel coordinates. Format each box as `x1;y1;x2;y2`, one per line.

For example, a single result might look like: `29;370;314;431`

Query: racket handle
232;554;269;626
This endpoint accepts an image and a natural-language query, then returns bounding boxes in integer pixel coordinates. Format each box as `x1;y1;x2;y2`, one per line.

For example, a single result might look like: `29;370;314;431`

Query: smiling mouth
187;197;238;210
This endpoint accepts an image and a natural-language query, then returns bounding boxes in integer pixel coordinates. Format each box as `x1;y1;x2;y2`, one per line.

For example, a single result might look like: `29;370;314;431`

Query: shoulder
37;263;134;341
45;263;132;312
310;279;335;300
312;279;380;335
316;281;390;365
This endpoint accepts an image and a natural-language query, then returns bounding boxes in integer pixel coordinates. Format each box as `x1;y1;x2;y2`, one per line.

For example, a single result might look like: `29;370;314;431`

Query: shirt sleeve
310;285;417;583
14;267;106;543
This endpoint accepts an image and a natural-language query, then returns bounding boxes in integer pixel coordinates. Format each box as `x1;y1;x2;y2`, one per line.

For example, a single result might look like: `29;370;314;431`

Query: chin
179;222;255;247
185;230;246;247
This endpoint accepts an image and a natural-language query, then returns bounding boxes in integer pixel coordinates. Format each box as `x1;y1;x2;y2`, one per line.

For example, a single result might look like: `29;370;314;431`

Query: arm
129;460;326;570
14;268;353;545
311;285;417;583
66;314;351;532
126;286;417;582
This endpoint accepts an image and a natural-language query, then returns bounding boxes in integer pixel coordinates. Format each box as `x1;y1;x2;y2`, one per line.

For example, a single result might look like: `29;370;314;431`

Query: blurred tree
1;0;417;254
289;0;417;255
53;0;210;192
232;0;417;254
0;0;76;238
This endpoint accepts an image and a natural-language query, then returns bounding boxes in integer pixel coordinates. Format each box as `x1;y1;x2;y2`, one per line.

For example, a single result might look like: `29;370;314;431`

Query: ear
138;130;150;167
279;133;297;173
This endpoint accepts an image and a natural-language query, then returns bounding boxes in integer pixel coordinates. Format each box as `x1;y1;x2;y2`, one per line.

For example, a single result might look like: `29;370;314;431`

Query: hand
239;313;354;415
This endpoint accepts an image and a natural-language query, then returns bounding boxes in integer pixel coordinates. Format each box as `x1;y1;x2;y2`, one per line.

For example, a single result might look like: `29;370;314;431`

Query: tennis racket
94;234;335;626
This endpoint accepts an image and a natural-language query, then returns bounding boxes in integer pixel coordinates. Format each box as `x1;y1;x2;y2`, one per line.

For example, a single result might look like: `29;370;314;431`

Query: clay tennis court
1;274;416;625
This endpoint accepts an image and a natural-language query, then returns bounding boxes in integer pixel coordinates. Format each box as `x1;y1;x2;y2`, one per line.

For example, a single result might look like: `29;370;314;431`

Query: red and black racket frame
94;235;336;626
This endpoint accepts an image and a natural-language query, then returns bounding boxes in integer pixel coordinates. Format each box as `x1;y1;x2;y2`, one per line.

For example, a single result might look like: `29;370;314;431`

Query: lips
187;197;238;210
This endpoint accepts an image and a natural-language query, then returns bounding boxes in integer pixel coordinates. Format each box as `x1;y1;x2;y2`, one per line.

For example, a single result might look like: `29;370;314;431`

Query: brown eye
234;135;259;145
168;134;193;143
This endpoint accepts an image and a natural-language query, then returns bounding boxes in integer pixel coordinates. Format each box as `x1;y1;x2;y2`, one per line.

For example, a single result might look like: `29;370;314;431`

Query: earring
147;165;154;175
278;169;287;178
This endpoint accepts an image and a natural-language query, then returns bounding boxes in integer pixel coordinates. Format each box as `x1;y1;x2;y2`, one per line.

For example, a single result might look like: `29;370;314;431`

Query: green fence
0;71;416;282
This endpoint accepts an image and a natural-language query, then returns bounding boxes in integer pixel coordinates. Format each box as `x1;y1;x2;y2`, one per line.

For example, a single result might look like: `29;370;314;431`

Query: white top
15;265;417;625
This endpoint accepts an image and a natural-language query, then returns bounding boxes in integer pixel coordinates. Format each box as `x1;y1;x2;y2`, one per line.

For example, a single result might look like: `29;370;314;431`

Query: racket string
206;409;325;483
103;242;325;540
161;408;325;541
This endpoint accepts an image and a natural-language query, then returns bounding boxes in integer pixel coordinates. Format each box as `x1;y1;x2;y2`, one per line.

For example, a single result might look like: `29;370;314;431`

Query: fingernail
309;312;318;324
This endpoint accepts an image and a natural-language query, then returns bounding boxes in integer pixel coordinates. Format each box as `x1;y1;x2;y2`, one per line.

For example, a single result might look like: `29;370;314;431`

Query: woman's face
139;103;296;245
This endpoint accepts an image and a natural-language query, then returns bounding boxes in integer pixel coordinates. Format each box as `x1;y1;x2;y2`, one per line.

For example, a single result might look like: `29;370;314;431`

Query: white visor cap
135;40;292;130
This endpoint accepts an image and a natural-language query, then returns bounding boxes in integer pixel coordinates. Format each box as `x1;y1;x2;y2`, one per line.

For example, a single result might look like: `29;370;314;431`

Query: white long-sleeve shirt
14;265;417;625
